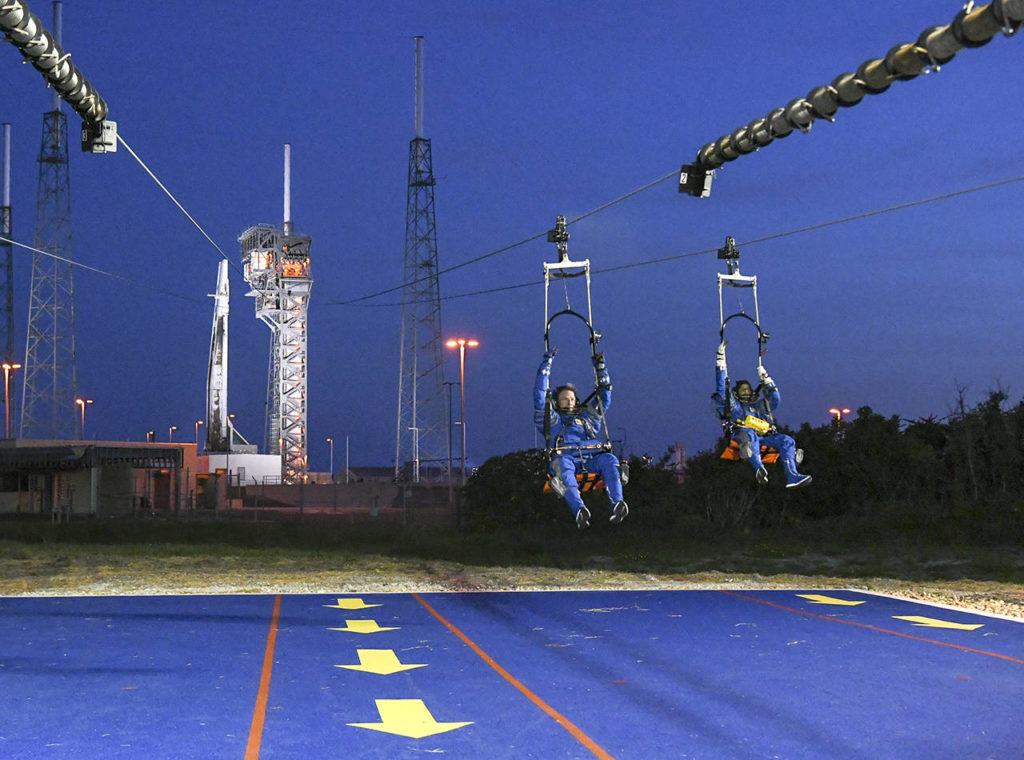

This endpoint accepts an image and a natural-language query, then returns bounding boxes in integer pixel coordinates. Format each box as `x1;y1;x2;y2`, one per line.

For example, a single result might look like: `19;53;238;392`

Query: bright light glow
76;398;94;439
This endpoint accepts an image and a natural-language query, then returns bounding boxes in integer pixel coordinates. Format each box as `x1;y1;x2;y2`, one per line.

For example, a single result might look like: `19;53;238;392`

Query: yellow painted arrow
348;699;472;739
796;594;865;606
328;620;399;634
336;649;427;675
323;598;382;610
893;615;984;631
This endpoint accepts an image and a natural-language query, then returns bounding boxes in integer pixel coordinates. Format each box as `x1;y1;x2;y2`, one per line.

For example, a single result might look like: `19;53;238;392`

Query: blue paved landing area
1;589;1022;759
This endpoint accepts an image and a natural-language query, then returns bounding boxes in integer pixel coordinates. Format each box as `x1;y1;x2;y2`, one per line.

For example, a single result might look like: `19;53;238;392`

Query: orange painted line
245;594;282;760
718;590;1024;665
412;592;615;760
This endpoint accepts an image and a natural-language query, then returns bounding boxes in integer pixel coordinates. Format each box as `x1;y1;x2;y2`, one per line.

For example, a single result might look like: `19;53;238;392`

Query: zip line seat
719;439;780;464
543;472;606;494
542;444;629;495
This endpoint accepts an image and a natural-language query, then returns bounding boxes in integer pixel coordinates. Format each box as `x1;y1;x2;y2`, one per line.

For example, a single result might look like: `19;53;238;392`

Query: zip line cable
331;168;681;306
116;133;244;275
13;125;1019;312
340;172;1024;307
599;173;1024;275
0;234;204;303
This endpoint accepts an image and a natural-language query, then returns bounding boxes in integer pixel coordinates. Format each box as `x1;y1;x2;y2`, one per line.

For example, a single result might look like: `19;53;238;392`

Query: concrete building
0;439;201;516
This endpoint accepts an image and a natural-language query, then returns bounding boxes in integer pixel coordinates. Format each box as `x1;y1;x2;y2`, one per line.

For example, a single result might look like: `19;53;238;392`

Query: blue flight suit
713;365;807;485
535;352;624;518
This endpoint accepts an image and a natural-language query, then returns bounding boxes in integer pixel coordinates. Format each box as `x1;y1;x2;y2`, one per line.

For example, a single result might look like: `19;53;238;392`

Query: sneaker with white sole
786;474;812;489
755;466;768;485
609;501;629;524
575;505;591;529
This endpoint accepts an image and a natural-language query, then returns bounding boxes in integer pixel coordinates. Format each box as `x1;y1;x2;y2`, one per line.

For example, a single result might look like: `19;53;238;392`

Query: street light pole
195;419;204;447
408;426;420;483
443;381;458;497
345;435;350;484
829;407;851;441
445;338;479;486
829;407;851;423
326;437;334;481
168;425;177;442
75;398;93;439
2;362;21;439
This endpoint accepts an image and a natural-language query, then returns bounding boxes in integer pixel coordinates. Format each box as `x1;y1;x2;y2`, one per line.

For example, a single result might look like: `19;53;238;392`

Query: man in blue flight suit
713;341;811;488
535;348;628;528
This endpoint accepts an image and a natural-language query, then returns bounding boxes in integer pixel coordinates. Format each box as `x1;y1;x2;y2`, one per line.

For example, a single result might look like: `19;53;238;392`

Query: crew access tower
239;145;312;484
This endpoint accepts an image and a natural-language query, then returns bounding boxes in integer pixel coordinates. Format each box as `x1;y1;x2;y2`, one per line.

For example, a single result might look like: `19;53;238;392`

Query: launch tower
239;144;312;484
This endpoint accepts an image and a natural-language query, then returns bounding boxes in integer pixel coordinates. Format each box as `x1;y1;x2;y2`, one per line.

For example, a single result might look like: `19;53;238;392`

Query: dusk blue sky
2;1;1022;473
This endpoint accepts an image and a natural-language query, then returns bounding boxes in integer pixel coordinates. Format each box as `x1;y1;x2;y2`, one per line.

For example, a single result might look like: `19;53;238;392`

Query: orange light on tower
445;338;480;485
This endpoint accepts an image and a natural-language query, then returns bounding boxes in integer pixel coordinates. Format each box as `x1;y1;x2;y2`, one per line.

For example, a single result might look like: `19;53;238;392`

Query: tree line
461;389;1024;542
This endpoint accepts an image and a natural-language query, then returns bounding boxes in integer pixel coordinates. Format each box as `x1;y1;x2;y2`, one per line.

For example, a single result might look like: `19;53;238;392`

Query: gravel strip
2;554;1022;621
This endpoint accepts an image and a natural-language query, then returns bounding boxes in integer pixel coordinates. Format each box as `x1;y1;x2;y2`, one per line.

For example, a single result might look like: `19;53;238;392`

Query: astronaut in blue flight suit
713;341;811;488
535;349;629;529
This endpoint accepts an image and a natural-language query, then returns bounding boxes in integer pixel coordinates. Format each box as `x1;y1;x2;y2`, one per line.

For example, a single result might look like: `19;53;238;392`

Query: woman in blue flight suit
535;349;628;528
713;341;811;488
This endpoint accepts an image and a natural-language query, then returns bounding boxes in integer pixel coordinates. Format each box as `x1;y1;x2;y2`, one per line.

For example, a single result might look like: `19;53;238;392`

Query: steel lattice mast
240;144;312;484
395;36;448;483
20;2;77;440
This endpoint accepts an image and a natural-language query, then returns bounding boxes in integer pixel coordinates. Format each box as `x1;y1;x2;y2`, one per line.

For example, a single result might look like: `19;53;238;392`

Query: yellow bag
736;414;771;435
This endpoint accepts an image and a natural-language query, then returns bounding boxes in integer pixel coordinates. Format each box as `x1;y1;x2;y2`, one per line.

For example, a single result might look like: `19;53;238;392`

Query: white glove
715;341;727;370
757;365;773;386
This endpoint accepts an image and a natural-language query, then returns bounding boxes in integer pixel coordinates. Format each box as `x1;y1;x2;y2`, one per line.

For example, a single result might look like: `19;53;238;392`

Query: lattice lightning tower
239;144;312;484
395;36;448;483
20;4;77;439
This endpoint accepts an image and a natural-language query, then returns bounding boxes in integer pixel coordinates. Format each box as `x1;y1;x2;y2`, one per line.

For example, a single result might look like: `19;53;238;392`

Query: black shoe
575;505;591;529
609;501;629;524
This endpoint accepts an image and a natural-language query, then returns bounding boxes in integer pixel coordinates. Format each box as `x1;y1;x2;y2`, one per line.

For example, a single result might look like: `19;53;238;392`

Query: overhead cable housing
0;0;108;124
680;0;1024;196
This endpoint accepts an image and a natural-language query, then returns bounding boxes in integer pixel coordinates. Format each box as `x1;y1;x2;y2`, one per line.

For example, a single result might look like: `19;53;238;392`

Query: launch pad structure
239;145;312;485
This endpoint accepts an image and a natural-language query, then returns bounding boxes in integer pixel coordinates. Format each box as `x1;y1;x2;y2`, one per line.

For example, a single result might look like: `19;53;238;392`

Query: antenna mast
395;36;448;483
21;0;78;438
